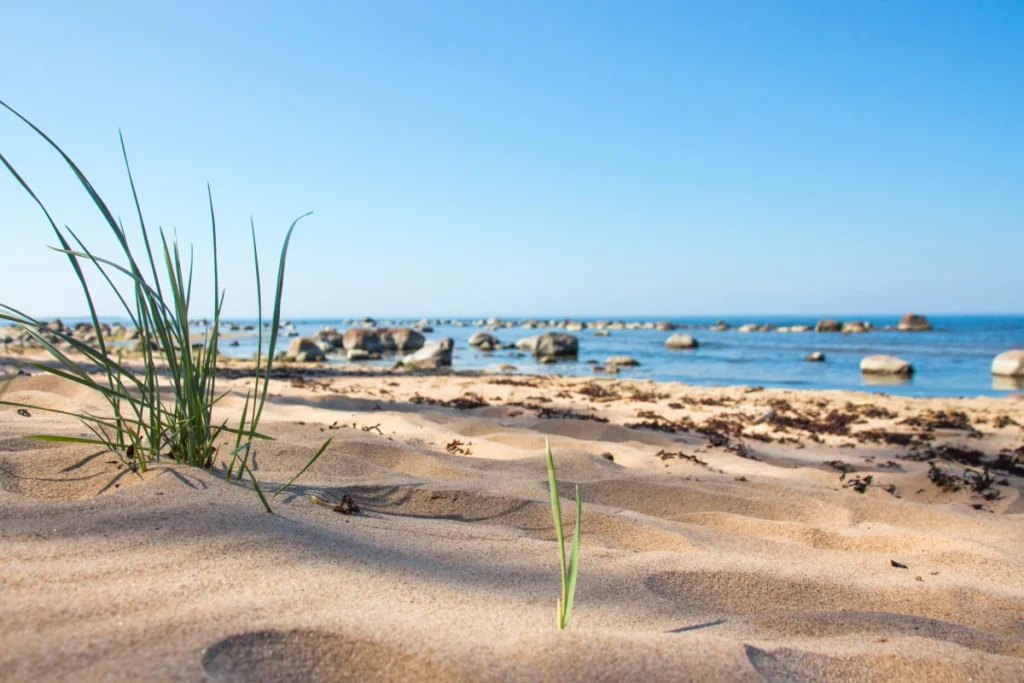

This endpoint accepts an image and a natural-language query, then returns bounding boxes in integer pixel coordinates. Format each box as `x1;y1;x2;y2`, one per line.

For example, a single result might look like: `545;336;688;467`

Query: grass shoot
545;438;581;629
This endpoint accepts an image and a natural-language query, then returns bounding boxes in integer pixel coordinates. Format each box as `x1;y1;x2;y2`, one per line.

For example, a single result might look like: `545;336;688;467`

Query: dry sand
2;359;1024;681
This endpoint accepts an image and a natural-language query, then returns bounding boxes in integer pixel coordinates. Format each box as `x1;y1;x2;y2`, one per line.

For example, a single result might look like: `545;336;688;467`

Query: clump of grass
545;439;581;629
0;99;324;511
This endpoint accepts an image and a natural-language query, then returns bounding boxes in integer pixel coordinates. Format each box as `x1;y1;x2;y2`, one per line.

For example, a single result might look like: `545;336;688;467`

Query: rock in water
841;321;868;334
898;313;932;332
286;338;325;362
342;328;383;353
468;332;500;348
314;327;344;350
605;355;639;366
860;354;913;376
516;333;578;358
401;338;453;369
380;327;425;352
805;351;825;362
664;333;699;349
991;350;1024;377
655;321;677;331
346;349;371;361
816;319;841;332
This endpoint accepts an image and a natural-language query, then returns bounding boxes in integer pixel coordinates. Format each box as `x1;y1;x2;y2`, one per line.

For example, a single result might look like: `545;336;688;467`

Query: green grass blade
563;484;582;626
239;458;272;514
24;435;115;446
272;437;332;499
545;439;568;628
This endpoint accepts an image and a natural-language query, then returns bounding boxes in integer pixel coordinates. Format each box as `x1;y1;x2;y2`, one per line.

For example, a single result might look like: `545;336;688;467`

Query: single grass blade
563;484;582;625
544;439;569;628
272;437;332;499
23;435;116;446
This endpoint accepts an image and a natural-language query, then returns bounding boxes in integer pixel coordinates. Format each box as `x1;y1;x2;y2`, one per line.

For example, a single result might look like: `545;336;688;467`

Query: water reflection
860;374;912;387
992;376;1024;392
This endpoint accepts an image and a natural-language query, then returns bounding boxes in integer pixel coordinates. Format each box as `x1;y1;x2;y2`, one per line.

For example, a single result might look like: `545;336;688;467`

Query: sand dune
2;366;1023;681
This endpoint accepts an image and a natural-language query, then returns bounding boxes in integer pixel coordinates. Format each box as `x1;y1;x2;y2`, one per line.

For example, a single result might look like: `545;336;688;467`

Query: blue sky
1;0;1021;318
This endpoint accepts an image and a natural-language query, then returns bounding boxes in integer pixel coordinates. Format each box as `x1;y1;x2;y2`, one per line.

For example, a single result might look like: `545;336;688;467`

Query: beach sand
2;359;1023;681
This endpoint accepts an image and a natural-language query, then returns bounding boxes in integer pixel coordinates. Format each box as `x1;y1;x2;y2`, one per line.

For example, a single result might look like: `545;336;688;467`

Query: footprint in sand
201;629;458;682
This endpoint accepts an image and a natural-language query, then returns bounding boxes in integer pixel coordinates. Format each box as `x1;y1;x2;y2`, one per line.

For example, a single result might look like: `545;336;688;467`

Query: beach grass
0;99;322;512
545;439;582;629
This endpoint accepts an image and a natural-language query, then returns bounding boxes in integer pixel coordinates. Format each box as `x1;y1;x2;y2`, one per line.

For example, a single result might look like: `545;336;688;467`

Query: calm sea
206;315;1023;398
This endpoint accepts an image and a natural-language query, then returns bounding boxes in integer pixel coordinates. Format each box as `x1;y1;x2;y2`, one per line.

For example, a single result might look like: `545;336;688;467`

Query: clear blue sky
1;0;1021;319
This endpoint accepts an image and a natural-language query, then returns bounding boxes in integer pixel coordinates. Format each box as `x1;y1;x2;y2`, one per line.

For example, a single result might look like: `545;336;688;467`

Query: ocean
208;315;1024;398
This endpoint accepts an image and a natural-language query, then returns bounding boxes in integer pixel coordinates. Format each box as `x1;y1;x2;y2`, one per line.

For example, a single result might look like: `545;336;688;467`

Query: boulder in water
860;354;913;376
665;333;699;349
898;313;932;332
991;350;1024;377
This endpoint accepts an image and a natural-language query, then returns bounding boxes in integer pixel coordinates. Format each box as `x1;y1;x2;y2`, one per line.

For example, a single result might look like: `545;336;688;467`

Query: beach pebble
991;350;1024;377
860;354;914;376
805;351;825;362
606;355;640;367
898;313;932;332
665;333;699;349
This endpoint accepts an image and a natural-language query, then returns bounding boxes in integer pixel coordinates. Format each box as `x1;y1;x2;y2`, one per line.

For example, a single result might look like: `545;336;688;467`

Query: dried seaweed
655;450;708;467
577;383;619;401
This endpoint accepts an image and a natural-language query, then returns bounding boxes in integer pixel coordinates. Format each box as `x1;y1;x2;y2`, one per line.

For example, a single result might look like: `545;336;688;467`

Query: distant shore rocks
606;355;639;367
898;313;932;332
860;354;913;376
816;319;842;333
709;321;729;332
515;333;578;358
401;338;453;369
655;321;677;331
805;351;825;362
665;333;699;349
991;350;1024;377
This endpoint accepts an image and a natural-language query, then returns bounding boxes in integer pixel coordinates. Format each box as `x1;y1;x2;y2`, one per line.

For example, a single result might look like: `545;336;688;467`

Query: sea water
207;315;1024;398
